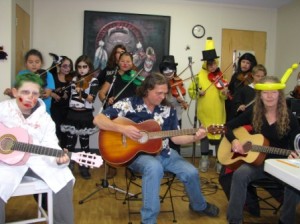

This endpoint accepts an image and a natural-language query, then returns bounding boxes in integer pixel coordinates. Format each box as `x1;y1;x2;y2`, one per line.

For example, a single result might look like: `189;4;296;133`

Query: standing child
234;64;267;117
188;37;227;173
98;52;140;108
4;49;55;114
49;55;74;148
61;55;99;179
226;52;257;121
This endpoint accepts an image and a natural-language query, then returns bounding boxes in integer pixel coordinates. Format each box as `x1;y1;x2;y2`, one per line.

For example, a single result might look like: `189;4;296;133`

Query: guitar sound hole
138;132;149;144
0;135;15;153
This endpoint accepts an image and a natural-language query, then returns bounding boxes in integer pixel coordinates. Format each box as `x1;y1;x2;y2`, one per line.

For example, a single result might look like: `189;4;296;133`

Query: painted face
77;62;89;76
162;67;175;80
60;60;72;75
118;55;133;72
144;84;168;107
261;89;279;108
252;70;265;83
26;55;42;73
14;82;41;114
240;59;251;73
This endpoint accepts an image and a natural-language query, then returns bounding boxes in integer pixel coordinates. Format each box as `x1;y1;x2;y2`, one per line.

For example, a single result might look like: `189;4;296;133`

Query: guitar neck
252;145;292;156
148;128;198;139
13;141;71;158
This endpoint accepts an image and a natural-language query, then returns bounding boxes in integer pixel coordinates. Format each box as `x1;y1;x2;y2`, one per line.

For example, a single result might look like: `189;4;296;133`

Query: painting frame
83;11;171;75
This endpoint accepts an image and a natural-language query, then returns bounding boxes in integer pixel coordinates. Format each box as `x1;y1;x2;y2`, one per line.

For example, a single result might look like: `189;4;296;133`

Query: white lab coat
0;98;75;202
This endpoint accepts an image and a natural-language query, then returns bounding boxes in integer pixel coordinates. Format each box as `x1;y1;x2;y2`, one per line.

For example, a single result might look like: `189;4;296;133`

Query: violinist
226;52;257;121
48;54;74;148
159;55;187;154
3;49;55;114
188;37;226;173
61;55;99;180
234;64;267;117
98;52;139;109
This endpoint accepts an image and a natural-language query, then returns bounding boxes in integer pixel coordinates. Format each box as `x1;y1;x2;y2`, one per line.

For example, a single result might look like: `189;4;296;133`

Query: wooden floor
5;157;299;224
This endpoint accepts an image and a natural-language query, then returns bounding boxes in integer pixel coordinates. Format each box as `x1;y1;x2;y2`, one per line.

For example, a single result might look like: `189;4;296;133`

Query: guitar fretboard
251;145;292;156
148;128;198;139
13;141;71;158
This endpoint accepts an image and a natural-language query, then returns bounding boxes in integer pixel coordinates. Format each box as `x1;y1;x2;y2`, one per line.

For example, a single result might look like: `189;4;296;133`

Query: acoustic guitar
0;123;103;168
217;126;292;169
99;117;225;166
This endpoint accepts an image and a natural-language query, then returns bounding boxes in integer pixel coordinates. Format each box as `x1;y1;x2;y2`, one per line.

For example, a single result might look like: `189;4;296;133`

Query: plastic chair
7;176;53;224
123;168;177;224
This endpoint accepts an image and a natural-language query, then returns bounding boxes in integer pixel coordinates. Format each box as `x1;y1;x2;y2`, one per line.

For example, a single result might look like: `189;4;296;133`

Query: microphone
188;56;193;66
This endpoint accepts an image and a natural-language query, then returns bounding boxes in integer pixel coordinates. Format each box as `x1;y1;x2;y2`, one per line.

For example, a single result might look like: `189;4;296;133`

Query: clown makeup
77;62;89;76
162;67;175;79
14;82;41;114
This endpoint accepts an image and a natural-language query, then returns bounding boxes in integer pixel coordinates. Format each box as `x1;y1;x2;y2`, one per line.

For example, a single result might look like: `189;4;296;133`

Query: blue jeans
128;149;207;224
227;163;266;223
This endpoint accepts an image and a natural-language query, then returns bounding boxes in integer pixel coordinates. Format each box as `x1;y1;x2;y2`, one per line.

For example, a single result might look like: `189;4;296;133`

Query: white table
264;159;300;191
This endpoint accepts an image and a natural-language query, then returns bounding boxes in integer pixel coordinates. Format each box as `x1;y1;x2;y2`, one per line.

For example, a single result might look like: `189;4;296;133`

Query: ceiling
184;0;293;8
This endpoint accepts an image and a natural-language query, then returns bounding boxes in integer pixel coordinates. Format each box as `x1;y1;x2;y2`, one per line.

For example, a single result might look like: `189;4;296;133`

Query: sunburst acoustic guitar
217;126;292;170
0;123;103;168
99;117;225;167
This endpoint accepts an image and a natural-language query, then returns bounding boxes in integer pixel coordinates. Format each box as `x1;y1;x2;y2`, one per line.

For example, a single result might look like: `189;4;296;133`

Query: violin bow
177;61;195;78
114;69;144;101
38;61;62;78
55;68;100;93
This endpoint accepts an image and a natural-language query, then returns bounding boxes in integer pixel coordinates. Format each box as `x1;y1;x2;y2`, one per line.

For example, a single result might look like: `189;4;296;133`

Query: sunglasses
77;65;88;69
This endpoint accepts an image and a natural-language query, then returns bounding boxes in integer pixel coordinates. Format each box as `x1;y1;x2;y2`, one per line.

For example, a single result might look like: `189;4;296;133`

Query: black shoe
189;202;219;217
80;167;91;180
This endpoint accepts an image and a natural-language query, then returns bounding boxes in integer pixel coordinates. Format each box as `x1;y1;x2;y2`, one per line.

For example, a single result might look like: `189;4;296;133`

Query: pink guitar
0;123;103;168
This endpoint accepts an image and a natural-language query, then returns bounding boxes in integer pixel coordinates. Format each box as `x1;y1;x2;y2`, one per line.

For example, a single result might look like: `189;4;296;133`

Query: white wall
0;0;13;102
276;0;300;93
30;0;281;149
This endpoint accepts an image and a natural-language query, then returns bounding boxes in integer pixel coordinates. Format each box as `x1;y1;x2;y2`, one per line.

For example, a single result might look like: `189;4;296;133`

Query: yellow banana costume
188;37;226;140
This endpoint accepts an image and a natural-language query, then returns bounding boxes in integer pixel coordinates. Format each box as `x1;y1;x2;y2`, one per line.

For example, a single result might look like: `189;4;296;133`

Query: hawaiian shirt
102;96;179;152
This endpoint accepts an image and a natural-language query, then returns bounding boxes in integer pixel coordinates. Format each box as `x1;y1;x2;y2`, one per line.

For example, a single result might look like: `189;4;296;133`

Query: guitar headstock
207;124;226;135
70;152;103;168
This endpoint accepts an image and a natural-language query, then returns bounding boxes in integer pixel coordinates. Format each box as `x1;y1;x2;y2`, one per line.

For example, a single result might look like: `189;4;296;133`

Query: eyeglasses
77;65;88;69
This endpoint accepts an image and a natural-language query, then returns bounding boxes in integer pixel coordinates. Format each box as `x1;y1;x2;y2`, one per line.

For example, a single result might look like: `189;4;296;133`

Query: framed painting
83;11;170;77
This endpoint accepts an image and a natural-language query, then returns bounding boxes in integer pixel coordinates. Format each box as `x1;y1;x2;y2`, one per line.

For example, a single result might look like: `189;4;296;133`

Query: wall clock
192;25;205;38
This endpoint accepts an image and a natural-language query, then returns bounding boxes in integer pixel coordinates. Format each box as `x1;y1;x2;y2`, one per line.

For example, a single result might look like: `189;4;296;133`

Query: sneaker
189;202;219;217
79;167;91;180
199;155;210;172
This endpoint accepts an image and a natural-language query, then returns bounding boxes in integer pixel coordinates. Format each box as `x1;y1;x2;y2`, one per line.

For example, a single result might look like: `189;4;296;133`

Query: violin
121;70;144;86
208;70;229;89
207;70;233;100
169;77;188;110
236;72;253;86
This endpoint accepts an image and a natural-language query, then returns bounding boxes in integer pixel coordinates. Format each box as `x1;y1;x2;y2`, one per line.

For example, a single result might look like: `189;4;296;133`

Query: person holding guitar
222;76;299;224
0;73;74;224
94;73;220;224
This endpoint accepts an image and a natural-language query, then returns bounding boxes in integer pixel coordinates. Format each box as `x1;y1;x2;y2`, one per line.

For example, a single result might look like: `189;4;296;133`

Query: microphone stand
188;56;199;165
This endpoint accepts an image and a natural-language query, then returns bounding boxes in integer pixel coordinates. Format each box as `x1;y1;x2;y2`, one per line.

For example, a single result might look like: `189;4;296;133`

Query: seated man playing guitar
0;73;75;224
220;76;299;224
94;73;220;224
